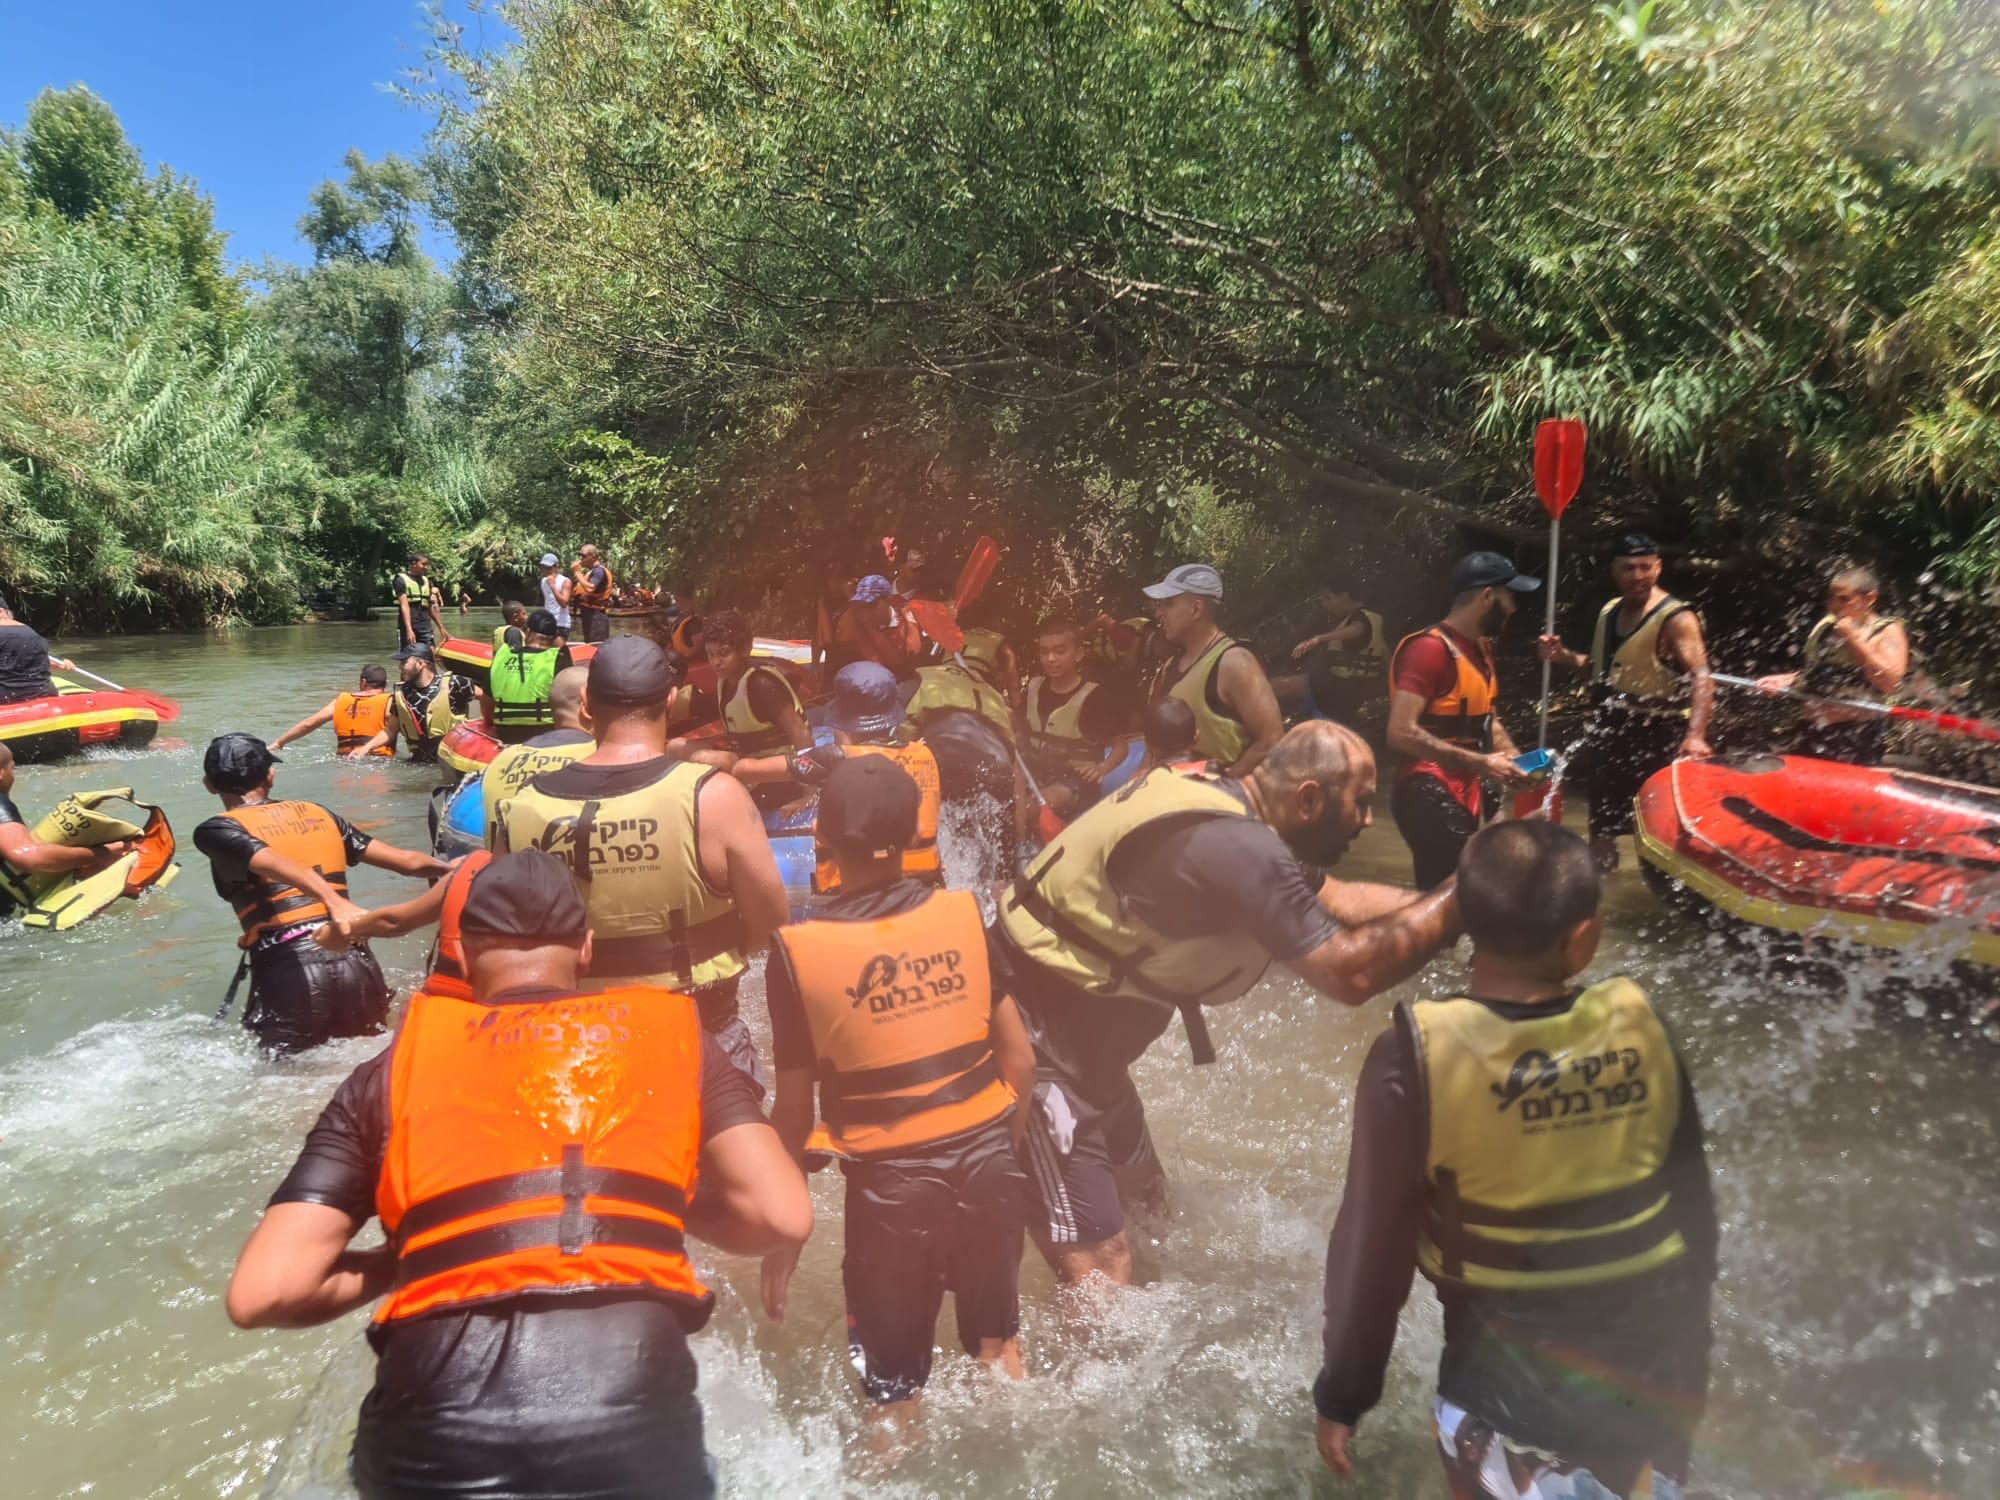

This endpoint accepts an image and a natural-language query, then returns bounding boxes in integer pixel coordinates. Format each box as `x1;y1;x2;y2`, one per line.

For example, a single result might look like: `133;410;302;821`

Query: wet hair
1036;616;1082;644
1458;821;1601;961
1143;698;1197;758
1832;565;1880;595
705;608;753;653
502;600;528;622
359;663;388;686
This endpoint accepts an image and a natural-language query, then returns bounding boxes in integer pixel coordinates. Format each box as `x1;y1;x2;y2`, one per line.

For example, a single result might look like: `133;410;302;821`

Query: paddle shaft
65;663;128;693
1537;515;1559;749
1712;672;2000;746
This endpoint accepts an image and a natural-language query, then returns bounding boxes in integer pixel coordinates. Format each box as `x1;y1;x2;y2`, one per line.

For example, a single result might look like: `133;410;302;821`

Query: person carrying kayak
537;552;573;642
571;544;614;644
192;733;448;1051
1144;563;1284;776
0;591;72;705
270;664;396;759
393;554;443;651
0;741;132;916
482;608;573;744
494;637;790;1088
1313;819;1716;1500
1756;565;1910;767
996;720;1462;1286
759;756;1036;1449
349;644;476;763
1273;587;1388;729
224;849;812;1500
1537;535;1715;869
1386;552;1538;891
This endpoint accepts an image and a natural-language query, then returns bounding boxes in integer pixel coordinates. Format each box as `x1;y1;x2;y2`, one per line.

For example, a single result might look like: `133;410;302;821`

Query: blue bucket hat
850;575;897;605
832;662;903;736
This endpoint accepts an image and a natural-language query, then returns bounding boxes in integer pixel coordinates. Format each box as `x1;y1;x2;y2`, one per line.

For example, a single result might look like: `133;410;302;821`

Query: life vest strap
231;871;347;926
395;1159;690;1244
1425;1205;1677;1278
821;1037;992;1097
824;1056;1003;1129
394;1210;689;1288
1416;710;1494;748
590;913;746;979
1444;1171;1672;1233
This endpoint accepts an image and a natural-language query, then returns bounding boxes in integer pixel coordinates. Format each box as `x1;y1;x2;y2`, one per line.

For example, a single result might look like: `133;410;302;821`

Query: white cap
1142;562;1224;601
539;552;559;567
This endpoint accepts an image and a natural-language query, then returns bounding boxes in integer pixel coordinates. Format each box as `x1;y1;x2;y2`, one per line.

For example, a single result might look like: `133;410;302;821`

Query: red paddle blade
1533;419;1586;517
1892;704;2000;745
954;536;999;613
1513;783;1564;823
907;598;964;655
138;692;181;724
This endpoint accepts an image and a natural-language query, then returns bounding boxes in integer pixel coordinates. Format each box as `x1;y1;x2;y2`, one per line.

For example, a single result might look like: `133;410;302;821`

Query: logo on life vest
1494;1046;1648;1121
844;947;969;1012
1492;1049;1562;1112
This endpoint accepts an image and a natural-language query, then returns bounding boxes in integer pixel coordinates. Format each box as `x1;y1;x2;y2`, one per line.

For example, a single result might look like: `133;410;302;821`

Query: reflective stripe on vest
1319;610;1389;679
996;767;1271;1064
907;665;1014;742
1393;627;1495;751
498;759;747;991
1801;615;1901;705
424;850;493;999
1405;977;1686;1294
722;666;803;756
490;643;560;728
575;563;615;610
776;888;1014;1157
373;983;710;1325
1157;634;1251;765
1024;678;1101;767
813;741;943;894
216;801;351;948
1587;597;1691;716
481;733;597;849
332;691;393;754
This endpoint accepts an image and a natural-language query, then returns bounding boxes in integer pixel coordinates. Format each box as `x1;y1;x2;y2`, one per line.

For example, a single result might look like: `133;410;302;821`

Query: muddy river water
1;618;1995;1498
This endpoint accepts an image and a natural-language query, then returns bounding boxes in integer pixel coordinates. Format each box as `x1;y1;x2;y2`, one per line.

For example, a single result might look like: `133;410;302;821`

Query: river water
1;618;1995;1499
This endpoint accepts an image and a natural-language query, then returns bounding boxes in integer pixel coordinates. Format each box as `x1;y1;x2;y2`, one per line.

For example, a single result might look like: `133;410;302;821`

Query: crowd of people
0;535;1940;1498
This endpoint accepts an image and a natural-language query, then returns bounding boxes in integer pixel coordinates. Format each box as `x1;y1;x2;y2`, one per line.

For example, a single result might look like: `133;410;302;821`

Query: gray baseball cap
539;552;560;567
1142;563;1224;601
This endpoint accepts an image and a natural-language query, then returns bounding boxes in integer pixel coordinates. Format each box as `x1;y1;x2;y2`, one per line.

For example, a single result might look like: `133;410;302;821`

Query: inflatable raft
434;636;600;694
1634;753;2000;968
0;677;176;764
0;787;180;929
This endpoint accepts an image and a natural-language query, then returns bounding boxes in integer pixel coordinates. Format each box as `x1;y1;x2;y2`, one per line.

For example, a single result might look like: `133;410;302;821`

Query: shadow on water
3;622;1995;1498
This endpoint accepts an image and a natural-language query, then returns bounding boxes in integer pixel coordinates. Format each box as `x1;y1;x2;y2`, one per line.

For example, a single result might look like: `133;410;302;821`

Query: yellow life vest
812;740;942;894
481;731;597;848
721;665;803;756
497;758;747;991
775;888;1015;1158
1156;633;1251;765
397;571;435;608
1023;677;1102;768
1404;976;1687;1294
905;664;1015;744
394;676;459;747
1587;596;1692;715
491;623;517;648
997;767;1271;1064
1317;609;1388;679
1801;614;1902;705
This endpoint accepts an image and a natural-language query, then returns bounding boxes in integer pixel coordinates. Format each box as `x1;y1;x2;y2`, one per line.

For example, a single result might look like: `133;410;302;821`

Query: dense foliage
420;0;2000;630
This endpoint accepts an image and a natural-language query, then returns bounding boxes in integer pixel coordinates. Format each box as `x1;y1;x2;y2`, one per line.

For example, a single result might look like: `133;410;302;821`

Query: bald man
995;721;1464;1286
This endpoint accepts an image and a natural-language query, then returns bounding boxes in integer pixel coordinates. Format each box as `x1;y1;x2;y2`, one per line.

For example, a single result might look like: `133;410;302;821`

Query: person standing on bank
0;591;74;704
537;552;573;643
192;734;448;1051
1537;535;1715;869
1144;563;1284;776
996;720;1463;1286
495;637;790;1089
1386;552;1538;892
1312;820;1716;1500
760;757;1036;1444
572;544;614;644
225;850;812;1500
393;554;444;651
1756;565;1910;767
270;664;396;759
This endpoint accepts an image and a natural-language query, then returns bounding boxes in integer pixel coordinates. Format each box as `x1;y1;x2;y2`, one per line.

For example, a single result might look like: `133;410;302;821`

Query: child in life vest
1313;819;1717;1500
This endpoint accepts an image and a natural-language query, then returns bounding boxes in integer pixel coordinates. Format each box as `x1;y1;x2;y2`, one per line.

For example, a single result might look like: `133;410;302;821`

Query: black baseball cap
458;850;588;942
1450;551;1540;593
204;733;281;793
587;635;675;706
1613;533;1661;558
527;608;561;635
818;755;920;860
360;663;388;686
396;641;436;662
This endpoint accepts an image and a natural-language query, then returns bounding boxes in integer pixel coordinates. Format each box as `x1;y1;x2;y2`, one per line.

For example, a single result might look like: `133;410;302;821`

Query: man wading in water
995;720;1462;1286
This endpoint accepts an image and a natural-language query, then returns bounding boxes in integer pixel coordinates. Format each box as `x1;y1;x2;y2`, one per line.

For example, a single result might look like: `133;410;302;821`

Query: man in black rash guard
192;734;449;1051
994;721;1464;1287
1313;821;1717;1499
225;852;813;1500
0;592;72;704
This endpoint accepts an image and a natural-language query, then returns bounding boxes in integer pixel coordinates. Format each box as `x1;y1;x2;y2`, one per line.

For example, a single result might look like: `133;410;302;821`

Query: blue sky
0;1;504;269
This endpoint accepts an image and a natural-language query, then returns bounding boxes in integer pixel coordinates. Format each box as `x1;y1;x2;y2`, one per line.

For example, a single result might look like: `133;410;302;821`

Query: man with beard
1386;553;1538;892
350;644;477;764
994;720;1462;1286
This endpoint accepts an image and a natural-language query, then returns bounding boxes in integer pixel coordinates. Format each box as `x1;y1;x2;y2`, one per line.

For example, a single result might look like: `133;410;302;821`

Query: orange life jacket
575;562;615;611
372;982;711;1326
1392;626;1497;751
216;800;352;948
775;888;1015;1157
423;850;492;1000
812;741;943;894
332;690;392;755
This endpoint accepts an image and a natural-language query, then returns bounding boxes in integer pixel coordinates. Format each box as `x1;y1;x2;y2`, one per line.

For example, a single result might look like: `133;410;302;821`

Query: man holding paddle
1537;535;1714;870
0;592;73;704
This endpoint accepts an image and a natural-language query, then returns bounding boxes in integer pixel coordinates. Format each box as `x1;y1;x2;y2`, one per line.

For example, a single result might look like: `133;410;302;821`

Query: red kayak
0;676;177;764
434;635;600;692
1634;753;2000;969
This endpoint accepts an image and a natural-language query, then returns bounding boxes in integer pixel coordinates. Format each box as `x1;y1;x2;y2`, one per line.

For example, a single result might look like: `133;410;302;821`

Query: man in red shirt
1385;552;1538;890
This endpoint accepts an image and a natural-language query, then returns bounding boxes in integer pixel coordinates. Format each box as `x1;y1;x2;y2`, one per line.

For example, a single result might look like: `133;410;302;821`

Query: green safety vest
397;572;435;608
490;642;560;729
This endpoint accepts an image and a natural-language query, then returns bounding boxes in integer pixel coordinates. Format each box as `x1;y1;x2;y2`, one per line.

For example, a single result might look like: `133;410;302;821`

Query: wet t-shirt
192;803;373;905
0;622;55;704
0;792;23;915
269;987;767;1496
